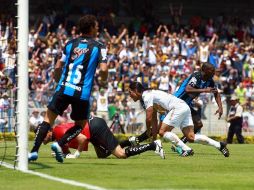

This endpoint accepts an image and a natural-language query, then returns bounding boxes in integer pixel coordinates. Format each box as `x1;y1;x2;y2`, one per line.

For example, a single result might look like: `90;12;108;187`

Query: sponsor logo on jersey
71;47;89;60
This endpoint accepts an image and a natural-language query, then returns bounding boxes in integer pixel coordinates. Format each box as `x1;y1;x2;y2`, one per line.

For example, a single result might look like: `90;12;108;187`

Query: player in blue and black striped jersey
167;63;227;156
173;62;223;142
29;15;108;163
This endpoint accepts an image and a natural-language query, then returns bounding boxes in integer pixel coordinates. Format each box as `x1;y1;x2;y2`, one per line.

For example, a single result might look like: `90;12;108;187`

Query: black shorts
89;117;119;158
47;91;90;120
190;107;201;124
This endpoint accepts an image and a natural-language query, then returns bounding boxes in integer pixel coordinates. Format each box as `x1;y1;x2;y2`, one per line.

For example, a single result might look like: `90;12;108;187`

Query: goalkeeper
31;116;165;160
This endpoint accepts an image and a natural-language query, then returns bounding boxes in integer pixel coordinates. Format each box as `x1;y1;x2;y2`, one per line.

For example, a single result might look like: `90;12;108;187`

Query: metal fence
0;89;15;133
1;90;254;137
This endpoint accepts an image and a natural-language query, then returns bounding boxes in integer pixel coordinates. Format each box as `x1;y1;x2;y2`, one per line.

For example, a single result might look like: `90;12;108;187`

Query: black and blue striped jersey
173;71;215;106
56;37;107;100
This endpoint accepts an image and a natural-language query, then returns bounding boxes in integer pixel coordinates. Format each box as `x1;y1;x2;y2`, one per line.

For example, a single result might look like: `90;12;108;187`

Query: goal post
17;0;29;171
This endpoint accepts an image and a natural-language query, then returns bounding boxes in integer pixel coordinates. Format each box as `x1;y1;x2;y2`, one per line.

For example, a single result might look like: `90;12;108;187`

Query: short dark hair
129;81;145;93
78;15;97;34
201;62;215;71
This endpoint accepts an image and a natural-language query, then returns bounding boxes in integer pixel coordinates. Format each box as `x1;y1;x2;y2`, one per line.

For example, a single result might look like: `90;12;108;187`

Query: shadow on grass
62;162;119;166
29;162;53;170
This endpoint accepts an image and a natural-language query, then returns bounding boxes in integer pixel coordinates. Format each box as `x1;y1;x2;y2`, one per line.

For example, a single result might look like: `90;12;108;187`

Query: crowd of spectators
0;7;254;133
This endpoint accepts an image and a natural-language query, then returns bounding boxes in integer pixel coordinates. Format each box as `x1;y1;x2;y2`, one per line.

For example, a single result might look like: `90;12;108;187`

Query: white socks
163;132;191;151
194;134;220;149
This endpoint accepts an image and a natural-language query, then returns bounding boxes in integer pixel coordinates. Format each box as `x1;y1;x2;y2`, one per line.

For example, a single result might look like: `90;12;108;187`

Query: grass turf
1;143;254;190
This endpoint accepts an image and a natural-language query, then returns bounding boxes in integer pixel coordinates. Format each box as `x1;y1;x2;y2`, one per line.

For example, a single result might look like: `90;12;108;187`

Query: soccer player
41;116;165;159
172;63;225;152
175;63;222;132
29;15;108;163
127;81;229;157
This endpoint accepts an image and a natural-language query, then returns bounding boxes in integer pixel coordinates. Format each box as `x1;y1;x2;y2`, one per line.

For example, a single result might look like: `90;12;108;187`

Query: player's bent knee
186;134;195;142
112;145;127;159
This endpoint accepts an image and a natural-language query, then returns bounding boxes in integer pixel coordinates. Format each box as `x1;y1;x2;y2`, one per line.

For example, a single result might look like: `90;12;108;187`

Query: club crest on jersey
71;47;89;60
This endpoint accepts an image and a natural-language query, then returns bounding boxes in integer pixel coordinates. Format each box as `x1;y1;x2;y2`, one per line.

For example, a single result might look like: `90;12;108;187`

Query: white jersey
142;90;185;113
142;90;193;128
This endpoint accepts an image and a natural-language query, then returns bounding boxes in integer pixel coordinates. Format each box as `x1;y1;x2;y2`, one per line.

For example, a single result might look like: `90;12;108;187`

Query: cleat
129;136;139;146
51;142;64;163
171;145;184;155
181;149;194;157
175;146;183;155
154;140;165;159
28;152;38;161
219;142;230;157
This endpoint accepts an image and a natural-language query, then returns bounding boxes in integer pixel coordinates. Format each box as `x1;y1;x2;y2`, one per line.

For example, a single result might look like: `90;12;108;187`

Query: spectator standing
234;83;246;105
96;88;109;120
226;95;244;144
29;109;43;131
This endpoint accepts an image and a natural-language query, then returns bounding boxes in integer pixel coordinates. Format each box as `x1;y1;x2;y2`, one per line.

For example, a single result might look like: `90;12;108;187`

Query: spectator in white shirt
29;109;43;132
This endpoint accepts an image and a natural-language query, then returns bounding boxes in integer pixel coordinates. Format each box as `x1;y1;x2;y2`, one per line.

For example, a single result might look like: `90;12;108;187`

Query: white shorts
163;102;193;130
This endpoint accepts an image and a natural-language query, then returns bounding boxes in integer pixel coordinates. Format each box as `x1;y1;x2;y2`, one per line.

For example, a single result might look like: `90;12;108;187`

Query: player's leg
51;99;89;162
57;100;89;146
90;117;164;159
182;123;229;157
30;109;57;153
159;123;192;154
65;134;88;159
29;92;69;161
180;108;203;143
159;109;193;154
119;130;150;148
115;140;165;159
90;117;119;158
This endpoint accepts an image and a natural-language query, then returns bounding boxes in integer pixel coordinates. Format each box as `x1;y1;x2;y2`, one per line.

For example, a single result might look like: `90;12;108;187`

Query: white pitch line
1;161;106;190
1;162;205;190
108;189;206;190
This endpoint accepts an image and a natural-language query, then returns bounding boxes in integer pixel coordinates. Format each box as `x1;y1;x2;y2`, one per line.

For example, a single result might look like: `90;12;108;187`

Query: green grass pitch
1;143;254;190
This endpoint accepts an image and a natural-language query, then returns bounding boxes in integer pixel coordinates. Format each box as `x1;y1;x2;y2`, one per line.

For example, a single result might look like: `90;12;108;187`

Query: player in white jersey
127;82;230;157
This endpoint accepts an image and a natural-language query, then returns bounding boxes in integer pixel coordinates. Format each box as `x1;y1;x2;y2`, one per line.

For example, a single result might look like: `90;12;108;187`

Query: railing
1;90;254;137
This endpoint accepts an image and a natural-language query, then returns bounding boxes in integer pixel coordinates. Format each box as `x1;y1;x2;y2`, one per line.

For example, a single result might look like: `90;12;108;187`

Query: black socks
125;142;156;157
137;131;150;142
31;121;51;153
119;131;150;148
57;125;82;146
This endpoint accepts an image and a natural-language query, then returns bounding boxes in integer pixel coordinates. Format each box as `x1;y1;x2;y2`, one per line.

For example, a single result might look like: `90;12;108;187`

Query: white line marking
1;162;205;190
1;161;106;190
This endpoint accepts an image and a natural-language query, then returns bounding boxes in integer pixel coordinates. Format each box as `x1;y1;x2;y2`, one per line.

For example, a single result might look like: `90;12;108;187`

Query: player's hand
214;108;223;119
205;87;218;93
65;154;76;159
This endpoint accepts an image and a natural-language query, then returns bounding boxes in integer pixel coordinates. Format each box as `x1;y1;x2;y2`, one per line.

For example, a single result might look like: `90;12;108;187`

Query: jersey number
66;63;83;84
